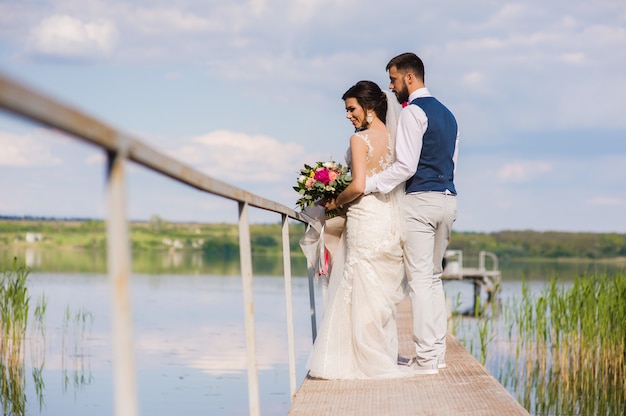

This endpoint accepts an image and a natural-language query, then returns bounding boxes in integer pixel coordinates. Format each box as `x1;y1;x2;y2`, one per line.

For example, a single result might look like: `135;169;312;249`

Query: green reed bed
0;258;30;415
450;271;626;415
0;258;48;415
511;273;626;415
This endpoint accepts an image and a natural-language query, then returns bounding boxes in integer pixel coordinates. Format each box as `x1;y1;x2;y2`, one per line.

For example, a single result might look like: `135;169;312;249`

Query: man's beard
395;81;409;104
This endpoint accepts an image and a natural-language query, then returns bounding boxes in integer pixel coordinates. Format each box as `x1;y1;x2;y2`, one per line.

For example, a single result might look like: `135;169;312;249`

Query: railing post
238;201;260;416
281;214;297;400
105;149;138;416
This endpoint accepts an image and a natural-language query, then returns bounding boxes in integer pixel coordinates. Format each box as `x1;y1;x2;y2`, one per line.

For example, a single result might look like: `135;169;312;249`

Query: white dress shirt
364;87;459;195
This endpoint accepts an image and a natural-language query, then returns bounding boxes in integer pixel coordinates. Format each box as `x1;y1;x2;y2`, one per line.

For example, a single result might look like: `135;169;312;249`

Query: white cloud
0;131;62;167
438;2;626;132
497;160;553;183
587;197;625;207
461;71;486;89
133;8;216;34
171;131;307;183
477;3;538;32
165;71;182;80
26;15;118;60
85;152;105;166
558;52;585;64
164;323;307;375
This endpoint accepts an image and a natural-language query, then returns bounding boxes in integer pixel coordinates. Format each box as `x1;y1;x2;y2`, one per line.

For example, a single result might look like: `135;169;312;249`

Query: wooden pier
288;297;529;416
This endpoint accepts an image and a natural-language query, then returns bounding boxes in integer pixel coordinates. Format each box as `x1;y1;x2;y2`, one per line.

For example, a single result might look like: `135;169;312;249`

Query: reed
62;305;94;393
474;297;496;366
447;292;462;334
448;291;498;367
510;272;626;415
30;295;47;411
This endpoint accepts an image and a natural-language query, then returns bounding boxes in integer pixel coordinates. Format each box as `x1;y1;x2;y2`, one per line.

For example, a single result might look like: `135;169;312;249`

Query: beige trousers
403;192;457;368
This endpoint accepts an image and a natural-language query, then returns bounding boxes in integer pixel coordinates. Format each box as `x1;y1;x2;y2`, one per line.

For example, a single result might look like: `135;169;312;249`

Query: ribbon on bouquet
299;205;346;281
321;215;345;275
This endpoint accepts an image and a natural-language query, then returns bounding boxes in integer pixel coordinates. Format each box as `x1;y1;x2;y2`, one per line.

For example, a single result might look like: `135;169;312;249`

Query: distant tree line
202;228;626;261
449;230;626;259
2;218;624;260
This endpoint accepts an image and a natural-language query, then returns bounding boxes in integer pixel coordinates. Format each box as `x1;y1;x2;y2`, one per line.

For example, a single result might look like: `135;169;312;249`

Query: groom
364;52;458;375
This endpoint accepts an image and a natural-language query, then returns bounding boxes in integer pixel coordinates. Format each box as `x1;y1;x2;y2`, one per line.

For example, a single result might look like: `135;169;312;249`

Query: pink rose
305;177;316;189
328;171;338;182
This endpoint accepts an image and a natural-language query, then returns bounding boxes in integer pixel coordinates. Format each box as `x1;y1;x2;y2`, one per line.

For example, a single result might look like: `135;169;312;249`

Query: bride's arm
327;135;367;211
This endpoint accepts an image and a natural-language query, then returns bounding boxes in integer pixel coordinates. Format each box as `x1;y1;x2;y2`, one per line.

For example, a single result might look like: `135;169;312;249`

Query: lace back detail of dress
353;132;394;176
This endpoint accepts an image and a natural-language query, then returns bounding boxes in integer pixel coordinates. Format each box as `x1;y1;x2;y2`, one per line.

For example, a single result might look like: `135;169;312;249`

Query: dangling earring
366;112;373;124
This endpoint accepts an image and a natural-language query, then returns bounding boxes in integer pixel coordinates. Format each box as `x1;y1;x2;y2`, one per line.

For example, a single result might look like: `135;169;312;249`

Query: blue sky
1;0;625;232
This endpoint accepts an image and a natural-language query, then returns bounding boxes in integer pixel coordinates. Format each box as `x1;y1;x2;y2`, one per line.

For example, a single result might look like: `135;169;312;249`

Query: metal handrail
479;250;499;271
0;72;313;416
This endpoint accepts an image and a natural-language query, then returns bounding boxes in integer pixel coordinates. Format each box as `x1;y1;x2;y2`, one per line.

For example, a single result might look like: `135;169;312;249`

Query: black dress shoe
397;355;415;366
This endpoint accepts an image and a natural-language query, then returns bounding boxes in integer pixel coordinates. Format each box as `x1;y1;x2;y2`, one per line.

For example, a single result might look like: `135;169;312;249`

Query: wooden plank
288;298;529;416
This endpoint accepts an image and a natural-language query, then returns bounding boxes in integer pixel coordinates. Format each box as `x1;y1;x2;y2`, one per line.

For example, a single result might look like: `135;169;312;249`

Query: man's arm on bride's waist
365;110;423;195
364;157;415;195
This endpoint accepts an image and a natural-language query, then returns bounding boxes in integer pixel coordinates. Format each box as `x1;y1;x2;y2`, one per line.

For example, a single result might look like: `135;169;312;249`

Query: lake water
2;248;624;415
14;272;316;416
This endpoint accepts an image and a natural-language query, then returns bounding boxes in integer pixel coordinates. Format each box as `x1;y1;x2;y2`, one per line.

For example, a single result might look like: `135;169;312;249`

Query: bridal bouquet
293;160;351;217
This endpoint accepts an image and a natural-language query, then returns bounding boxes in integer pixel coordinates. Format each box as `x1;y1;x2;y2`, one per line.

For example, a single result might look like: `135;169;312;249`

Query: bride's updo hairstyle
342;80;388;126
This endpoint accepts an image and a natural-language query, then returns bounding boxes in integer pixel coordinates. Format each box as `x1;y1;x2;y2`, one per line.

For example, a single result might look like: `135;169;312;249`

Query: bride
306;81;409;379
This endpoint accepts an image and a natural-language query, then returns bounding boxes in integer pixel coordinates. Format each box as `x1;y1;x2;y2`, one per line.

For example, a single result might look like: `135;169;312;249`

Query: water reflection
2;268;315;415
24;247;42;269
30;296;47;412
2;249;625;415
62;306;94;395
1;247;309;277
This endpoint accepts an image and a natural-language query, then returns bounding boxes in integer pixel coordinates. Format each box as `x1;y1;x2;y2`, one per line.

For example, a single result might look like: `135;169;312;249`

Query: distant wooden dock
288;297;528;416
442;250;501;313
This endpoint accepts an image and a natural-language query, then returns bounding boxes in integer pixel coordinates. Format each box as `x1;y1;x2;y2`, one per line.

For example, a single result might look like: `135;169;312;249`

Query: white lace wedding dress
306;131;410;379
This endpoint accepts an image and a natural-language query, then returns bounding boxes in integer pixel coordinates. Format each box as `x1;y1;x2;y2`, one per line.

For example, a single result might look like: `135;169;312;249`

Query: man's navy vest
405;96;458;195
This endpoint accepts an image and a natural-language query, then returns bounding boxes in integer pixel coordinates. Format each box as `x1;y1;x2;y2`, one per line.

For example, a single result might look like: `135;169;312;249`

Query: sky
0;0;625;233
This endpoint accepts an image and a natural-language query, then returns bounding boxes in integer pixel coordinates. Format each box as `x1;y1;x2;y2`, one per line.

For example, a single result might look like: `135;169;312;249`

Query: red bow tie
402;101;408;108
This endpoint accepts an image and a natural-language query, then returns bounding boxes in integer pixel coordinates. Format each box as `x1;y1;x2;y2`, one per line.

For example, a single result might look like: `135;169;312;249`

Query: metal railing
0;72;316;416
